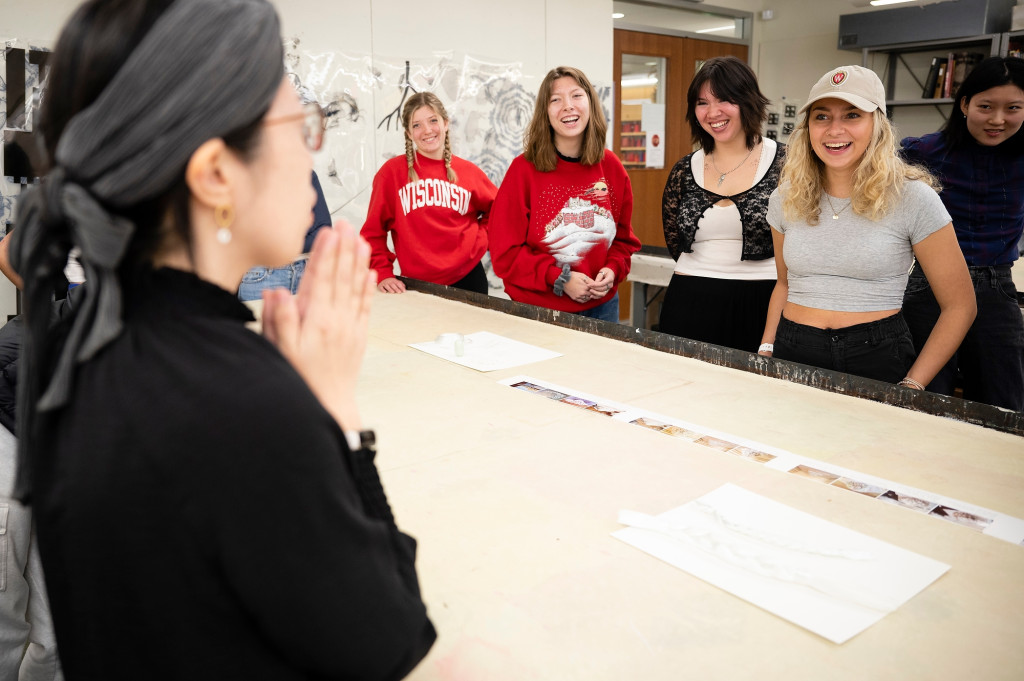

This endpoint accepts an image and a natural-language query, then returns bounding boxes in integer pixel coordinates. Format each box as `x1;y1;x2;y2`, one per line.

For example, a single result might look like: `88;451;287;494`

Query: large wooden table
355;291;1023;681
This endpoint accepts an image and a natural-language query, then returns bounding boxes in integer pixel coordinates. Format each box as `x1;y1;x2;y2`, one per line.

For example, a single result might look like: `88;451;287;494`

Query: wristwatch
344;429;376;453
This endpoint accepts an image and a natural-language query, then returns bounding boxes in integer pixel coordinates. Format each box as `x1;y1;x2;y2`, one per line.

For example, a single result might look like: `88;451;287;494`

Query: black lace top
661;142;785;262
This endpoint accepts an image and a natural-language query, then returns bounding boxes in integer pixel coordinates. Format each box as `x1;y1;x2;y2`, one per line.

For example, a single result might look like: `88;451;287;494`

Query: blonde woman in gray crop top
760;65;976;389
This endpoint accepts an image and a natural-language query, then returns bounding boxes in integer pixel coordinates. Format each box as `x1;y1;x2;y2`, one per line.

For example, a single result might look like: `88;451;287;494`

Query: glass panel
613;1;746;40
619;54;666;170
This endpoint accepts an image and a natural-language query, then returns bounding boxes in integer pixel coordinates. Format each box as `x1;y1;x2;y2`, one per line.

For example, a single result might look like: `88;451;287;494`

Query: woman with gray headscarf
8;0;435;677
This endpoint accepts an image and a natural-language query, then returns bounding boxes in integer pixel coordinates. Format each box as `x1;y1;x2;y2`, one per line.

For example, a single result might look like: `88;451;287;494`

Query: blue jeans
0;425;63;681
902;264;1024;411
577;293;620;323
774;313;916;384
238;257;308;302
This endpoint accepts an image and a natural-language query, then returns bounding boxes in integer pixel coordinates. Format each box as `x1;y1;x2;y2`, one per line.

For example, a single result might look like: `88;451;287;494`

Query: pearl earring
214;204;234;245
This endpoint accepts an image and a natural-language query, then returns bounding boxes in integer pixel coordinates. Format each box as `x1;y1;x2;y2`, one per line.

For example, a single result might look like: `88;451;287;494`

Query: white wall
0;0;80;41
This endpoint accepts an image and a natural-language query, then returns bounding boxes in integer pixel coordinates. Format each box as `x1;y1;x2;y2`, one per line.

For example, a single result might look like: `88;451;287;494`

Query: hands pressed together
565;267;615;305
262;222;376;430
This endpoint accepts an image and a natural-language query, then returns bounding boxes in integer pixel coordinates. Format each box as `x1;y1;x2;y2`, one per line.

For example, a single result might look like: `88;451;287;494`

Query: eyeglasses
263;101;325;151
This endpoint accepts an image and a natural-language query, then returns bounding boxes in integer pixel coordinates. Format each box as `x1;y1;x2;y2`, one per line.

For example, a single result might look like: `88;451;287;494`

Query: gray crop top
767;180;950;312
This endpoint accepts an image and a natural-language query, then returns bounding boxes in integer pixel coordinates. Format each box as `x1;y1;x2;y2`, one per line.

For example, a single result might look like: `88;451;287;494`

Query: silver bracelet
758;343;774;353
898;377;925;390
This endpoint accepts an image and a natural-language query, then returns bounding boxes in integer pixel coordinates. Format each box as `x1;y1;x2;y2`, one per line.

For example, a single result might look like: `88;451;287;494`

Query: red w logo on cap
831;71;847;86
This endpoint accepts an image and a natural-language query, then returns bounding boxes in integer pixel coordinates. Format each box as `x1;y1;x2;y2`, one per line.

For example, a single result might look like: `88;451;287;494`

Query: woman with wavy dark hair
489;66;640;321
8;0;435;677
360;92;496;295
901;56;1024;410
661;56;784;351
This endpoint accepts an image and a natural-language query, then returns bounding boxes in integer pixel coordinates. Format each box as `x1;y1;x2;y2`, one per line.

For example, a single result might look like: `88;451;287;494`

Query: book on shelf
943;53;955;99
921;57;941;99
933;62;946;98
950;52;983;98
922;52;984;99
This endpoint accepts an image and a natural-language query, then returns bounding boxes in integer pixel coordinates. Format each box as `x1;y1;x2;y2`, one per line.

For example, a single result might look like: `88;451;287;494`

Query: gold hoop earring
214;204;234;245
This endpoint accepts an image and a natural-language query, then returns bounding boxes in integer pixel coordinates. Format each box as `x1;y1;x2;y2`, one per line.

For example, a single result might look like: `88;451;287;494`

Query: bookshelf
860;34;1003;115
620;122;646;168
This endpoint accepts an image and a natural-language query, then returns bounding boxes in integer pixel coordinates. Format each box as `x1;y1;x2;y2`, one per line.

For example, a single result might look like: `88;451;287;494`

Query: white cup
436;333;466;356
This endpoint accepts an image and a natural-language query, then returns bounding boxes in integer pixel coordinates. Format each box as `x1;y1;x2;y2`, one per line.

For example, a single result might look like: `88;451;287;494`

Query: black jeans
902;264;1024;411
449;261;489;294
774;313;916;384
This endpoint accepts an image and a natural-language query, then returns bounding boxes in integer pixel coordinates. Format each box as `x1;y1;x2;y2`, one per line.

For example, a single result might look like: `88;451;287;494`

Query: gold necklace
825;193;852;220
708;144;755;187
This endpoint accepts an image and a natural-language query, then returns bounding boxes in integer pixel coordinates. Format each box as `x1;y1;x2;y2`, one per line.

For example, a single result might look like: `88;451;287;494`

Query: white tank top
674;139;777;281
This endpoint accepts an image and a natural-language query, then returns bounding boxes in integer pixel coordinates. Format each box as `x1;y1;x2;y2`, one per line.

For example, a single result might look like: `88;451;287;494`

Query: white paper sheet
614;484;950;644
409;331;562;372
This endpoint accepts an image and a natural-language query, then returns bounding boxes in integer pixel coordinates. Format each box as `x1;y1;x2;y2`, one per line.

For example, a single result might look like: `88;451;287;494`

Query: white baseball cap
798;65;887;115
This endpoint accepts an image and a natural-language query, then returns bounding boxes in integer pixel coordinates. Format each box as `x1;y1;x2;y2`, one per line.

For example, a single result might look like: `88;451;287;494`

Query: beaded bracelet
898;377;925;390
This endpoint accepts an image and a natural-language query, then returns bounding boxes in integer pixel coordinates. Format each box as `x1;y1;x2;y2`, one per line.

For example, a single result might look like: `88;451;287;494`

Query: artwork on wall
1;40;51;236
2;37;613;237
284;40;611;227
284;42;538;225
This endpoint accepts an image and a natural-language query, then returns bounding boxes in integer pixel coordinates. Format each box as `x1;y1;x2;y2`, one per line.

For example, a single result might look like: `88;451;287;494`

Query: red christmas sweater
490;150;640;312
361;152;497;285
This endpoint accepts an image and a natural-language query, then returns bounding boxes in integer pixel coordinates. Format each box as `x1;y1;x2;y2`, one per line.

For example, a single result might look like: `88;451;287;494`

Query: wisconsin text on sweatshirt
398;178;472;216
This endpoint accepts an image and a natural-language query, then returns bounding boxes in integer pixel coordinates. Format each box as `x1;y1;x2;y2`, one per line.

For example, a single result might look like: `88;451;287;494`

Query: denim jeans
0;426;63;681
903;264;1024;411
774;313;916;384
577;293;620;323
238;256;308;302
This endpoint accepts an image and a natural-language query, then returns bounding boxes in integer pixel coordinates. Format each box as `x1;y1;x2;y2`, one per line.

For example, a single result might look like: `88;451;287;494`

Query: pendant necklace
708;144;755;188
825;193;852;220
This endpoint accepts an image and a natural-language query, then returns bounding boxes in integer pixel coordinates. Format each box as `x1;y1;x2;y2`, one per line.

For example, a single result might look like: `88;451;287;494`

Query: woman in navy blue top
901;57;1024;411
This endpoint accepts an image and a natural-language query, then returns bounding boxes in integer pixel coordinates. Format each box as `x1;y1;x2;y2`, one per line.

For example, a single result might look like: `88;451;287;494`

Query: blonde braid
443;132;458;183
405;135;418;183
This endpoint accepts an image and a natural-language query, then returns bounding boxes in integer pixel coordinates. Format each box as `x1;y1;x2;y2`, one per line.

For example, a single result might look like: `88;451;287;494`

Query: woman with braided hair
360;92;497;294
8;0;434;677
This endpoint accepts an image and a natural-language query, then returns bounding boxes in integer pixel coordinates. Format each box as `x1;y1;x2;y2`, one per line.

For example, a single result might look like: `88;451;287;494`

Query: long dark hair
943;56;1024;152
686;56;769;153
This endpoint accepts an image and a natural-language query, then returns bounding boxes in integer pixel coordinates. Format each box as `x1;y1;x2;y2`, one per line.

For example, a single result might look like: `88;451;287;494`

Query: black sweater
30;267;435;680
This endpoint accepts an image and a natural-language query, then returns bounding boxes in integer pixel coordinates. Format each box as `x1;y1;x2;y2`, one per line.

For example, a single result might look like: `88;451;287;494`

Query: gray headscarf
10;0;284;498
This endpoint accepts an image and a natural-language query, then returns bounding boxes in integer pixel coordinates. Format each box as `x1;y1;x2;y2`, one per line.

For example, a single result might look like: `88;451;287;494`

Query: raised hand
262;221;376;429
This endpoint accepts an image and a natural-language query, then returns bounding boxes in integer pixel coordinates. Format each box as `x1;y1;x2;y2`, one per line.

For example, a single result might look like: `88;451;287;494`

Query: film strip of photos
503;376;1024;546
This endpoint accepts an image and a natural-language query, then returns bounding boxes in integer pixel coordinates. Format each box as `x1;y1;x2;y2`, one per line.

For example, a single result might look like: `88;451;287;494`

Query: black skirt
658;273;774;352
